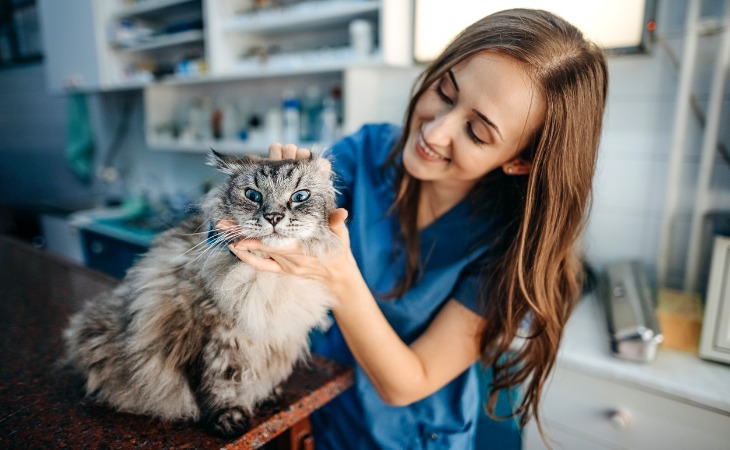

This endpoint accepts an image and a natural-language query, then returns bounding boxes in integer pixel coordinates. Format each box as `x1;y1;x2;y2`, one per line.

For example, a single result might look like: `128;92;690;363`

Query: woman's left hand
217;208;357;293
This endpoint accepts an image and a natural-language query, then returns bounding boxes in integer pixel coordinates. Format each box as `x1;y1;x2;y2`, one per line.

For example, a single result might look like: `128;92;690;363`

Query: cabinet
145;0;415;154
522;295;730;450
39;0;205;93
39;0;416;153
522;365;730;450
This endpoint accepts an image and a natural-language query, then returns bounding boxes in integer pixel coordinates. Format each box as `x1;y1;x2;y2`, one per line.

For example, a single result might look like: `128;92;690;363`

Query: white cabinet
102;0;206;87
522;296;730;450
39;0;206;93
39;0;415;150
143;0;415;154
522;365;730;450
204;0;408;76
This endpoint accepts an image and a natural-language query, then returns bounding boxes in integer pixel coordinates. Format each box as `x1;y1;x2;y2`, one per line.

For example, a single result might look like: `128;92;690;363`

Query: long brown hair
385;8;608;438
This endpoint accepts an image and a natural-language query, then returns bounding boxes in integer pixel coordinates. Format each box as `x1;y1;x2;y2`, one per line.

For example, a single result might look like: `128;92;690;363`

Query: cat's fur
63;151;339;437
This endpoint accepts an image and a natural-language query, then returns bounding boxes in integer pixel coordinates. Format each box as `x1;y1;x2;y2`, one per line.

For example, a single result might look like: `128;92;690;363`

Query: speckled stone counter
0;236;353;449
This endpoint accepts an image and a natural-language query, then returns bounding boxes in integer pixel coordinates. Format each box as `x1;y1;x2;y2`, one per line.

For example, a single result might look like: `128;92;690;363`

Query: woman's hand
220;208;356;294
268;142;311;160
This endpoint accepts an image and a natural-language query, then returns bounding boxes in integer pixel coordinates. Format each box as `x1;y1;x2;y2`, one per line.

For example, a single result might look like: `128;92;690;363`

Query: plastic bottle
222;101;239;141
349;19;374;59
281;92;301;144
299;85;322;142
319;94;339;144
265;107;283;145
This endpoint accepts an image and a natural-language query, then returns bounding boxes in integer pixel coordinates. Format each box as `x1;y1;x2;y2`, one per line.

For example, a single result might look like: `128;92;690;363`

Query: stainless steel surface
600;260;664;362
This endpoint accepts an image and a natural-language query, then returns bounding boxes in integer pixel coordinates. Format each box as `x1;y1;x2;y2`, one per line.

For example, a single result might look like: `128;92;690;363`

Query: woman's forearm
329;262;430;405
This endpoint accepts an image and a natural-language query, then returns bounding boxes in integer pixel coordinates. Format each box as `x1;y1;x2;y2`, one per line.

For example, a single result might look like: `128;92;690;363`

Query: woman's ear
502;157;532;176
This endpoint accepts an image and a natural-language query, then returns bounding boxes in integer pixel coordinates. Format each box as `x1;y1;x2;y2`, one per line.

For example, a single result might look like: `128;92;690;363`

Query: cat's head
203;150;337;250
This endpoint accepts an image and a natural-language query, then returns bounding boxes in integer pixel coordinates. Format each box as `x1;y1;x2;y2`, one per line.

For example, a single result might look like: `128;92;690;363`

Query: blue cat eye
245;188;262;203
290;190;310;203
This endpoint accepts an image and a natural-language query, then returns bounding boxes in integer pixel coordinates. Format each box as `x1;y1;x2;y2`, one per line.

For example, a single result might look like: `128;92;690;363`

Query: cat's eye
245;188;262;203
290;190;310;203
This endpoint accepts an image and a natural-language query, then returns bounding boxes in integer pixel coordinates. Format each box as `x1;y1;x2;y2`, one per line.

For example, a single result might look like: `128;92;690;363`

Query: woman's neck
416;180;473;229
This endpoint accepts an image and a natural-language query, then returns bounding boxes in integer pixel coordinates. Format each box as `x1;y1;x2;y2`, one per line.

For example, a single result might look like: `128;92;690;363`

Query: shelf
224;0;380;34
113;0;200;19
153;54;381;86
114;29;204;52
147;138;323;155
148;137;262;154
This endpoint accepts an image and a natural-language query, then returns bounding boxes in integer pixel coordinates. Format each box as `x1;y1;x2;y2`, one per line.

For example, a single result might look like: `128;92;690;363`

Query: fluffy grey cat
63;151;339;437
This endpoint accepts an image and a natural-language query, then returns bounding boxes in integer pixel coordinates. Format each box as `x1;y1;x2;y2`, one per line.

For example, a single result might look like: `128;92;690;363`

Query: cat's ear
313;156;332;177
207;149;259;175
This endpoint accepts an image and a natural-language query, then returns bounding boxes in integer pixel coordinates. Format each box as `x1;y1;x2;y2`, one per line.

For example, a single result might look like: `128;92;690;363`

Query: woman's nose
422;111;458;148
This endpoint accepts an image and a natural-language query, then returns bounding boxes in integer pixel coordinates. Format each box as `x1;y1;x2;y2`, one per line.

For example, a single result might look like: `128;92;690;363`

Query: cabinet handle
91;241;104;255
608;409;632;429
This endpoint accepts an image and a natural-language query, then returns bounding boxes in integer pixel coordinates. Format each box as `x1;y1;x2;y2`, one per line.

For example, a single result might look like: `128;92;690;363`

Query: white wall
585;0;730;291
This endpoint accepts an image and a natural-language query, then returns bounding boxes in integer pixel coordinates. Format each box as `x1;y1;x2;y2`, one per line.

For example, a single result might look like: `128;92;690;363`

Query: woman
223;8;607;449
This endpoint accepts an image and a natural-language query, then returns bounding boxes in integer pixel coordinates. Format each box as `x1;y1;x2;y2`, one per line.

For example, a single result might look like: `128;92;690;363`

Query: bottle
281;92;301;144
222;101;239;141
299;85;323;142
319;94;339;144
265;107;283;145
349;19;373;59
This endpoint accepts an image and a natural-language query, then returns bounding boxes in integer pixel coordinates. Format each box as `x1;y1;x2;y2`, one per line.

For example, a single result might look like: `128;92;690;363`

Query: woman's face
403;51;545;193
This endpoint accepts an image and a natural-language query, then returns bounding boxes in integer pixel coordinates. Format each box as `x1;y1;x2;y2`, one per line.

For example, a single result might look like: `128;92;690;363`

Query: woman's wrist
327;251;366;307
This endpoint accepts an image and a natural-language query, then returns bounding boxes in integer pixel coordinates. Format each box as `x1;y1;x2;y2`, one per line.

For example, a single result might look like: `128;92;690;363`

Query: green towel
65;93;94;183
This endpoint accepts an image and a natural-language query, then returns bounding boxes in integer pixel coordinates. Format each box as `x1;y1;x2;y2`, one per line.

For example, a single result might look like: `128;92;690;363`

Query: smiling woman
221;8;608;450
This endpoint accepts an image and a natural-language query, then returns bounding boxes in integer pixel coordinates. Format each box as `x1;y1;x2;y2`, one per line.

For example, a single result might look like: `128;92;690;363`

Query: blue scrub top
311;123;508;450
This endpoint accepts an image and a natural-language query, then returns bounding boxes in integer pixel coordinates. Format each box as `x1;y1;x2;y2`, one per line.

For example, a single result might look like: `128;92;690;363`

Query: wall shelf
115;29;204;53
224;1;380;35
112;0;200;19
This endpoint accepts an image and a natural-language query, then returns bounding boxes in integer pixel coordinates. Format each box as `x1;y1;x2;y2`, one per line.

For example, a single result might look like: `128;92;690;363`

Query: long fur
63;152;339;437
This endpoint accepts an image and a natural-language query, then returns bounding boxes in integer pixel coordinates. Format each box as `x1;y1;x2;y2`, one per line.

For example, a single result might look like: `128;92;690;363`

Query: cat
63;150;339;437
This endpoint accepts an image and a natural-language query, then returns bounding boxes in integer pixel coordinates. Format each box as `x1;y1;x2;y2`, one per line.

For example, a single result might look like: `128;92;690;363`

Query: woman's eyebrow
447;69;459;92
449;69;504;142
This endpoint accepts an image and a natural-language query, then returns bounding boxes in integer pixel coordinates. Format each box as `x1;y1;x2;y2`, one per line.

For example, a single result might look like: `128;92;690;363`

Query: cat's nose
264;212;284;226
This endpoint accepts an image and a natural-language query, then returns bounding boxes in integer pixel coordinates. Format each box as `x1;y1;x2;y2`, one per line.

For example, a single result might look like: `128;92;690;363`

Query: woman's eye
245;188;262;203
290;190;310;203
466;123;487;145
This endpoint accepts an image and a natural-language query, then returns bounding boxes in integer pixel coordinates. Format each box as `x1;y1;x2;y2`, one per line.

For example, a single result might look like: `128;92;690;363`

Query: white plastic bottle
319;94;339;144
281;93;301;144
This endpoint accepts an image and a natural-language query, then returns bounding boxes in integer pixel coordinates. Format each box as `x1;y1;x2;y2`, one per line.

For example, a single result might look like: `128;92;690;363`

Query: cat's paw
209;406;249;438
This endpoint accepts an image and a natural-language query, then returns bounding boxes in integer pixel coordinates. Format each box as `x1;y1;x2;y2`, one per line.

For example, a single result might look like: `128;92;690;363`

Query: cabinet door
38;0;101;93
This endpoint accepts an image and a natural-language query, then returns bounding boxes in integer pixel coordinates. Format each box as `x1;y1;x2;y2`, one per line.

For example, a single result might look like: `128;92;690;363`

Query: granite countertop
0;235;354;449
559;293;730;415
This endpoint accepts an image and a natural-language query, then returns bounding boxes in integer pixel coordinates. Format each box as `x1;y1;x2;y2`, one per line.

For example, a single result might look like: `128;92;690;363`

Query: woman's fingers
329;208;350;243
268;142;311;160
216;219;237;230
295;147;311;160
228;244;283;273
268;143;283;159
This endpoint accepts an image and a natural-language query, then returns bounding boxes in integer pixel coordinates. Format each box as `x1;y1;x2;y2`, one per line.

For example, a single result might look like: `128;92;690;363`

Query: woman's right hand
268;142;311;160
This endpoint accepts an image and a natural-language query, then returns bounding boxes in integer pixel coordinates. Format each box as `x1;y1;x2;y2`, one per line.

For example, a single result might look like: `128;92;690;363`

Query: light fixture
414;0;655;62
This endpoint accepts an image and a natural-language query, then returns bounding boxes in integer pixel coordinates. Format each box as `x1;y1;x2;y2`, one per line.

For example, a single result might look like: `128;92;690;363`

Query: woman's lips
415;135;449;162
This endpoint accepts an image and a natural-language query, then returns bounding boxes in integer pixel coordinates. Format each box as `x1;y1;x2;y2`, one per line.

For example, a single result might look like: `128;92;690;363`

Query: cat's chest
214;263;333;340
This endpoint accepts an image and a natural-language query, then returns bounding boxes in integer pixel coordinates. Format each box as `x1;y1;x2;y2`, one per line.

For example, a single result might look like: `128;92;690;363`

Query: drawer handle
91;241;105;255
608;409;632;429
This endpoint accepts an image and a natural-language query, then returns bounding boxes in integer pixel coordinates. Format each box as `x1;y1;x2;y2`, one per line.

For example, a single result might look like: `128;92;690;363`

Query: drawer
79;229;148;279
523;366;730;450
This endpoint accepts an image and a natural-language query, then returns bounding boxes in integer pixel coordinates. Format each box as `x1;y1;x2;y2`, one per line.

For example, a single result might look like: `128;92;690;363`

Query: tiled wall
585;0;730;292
